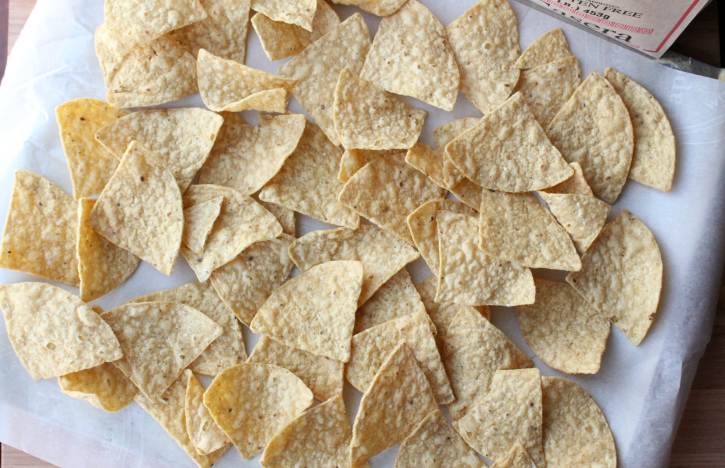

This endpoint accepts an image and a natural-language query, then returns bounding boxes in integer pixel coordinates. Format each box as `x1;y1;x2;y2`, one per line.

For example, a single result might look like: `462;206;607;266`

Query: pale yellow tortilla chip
360;0;459;110
88;142;183;276
185;370;231;455
493;444;537;468
59;362;138;412
396;409;485;468
56;99;127;199
541;162;592;196
449;178;483;211
182;196;223;254
0;171;80;286
539;192;610;253
95;108;224;193
338;148;407;183
258;200;295;236
434;118;480;150
546;71;634;204
333;69;427;150
542;376;617;468
329;0;407;16
288;225;420;305
251;0;317;31
479;191;581;271
279;13;371;145
204;363;313;459
566;210;662;345
0;283;122;380
103;301;223;397
350;343;438;466
517;56;582;127
248;335;343;402
181;185;283;282
456;369;544;468
443;306;533;421
516;278;610;374
447;0;520;114
515;28;572;69
354;268;426;334
259;120;360;228
405;143;451;190
605;67;676;192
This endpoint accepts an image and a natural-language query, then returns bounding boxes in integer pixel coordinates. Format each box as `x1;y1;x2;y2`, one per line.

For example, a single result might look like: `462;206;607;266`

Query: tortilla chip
169;0;251;63
56;99;127;200
449;178;483;211
347;310;453;404
59;362;138;412
396;409;484;468
360;0;459;110
259;120;360;228
210;234;294;326
181;185;282;282
200;113;306;196
251;260;363;361
329;0;407;16
338;148;407;183
103;301;223;397
95;108;224;193
0;283;122;380
279;13;371;145
566;210;662;345
443;306;533;421
0;171;80;286
289;225;420;305
251;0;316;31
542;376;617;467
493;444;537;468
135;372;229;468
185;370;231;455
95;26;198;108
516;279;610;374
605;68;676;192
258;200;295;235
539;192;610;253
350;343;437;466
252;0;340;61
546;72;634;204
333;69;427;150
88;142;183;276
354;268;426;334
405;143;452;190
478;191;581;271
182;196;223;254
541;162;592;196
339;157;445;244
447;0;520;114
515;28;572;69
456;369;544;468
248;335;343;402
517;56;581;127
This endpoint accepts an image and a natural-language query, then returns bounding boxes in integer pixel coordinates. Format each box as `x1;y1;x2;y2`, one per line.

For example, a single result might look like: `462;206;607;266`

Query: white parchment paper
1;1;725;467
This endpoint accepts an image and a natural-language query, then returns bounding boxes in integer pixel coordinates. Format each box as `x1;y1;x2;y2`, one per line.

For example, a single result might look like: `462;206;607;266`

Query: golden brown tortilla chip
258;200;295;236
354;268;426;334
337;148;407;183
515;28;572;69
59;362;138;412
539;192;610;253
182;196;223;255
184;370;231;455
516;56;581;127
449;178;483;211
329;0;407;16
541;162;592;196
251;0;317;31
405;143;452;190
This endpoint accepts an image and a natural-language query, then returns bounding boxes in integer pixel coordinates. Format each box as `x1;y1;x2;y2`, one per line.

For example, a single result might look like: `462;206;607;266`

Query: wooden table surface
0;1;723;467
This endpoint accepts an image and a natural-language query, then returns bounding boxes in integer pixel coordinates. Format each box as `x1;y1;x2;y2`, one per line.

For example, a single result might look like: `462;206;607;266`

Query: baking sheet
1;1;725;467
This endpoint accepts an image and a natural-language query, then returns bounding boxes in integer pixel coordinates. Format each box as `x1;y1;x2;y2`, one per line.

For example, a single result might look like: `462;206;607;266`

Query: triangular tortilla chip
185;370;231;455
396;409;485;468
135;372;229;468
605;67;676;192
516;278;610;374
248;335;343;402
250;261;363;361
103;301;223;397
443;306;533;421
456;369;545;468
437;211;535;306
279;13;371;145
180;185;282;282
478;191;581;271
434;118;480;189
539;192;610;253
350;343;438;466
258;200;295;235
0;171;79;286
182;196;223;255
338;148;407;183
59;362;138;412
56;99;127;199
88;142;183;276
329;0;407;16
288;225;420;305
447;0;520;114
354;268;426;334
515;28;573;69
405;143;452;190
541;162;592;196
204;363;313;459
493;444;537;468
259;120;360;228
542;377;617;467
78;198;139;302
446;93;572;192
251;0;316;31
347;310;453;404
449;178;483;211
566;210;662;345
360;0;459;110
517;56;582;127
333;69;427;150
0;283;122;380
546;72;634;204
200;112;306;196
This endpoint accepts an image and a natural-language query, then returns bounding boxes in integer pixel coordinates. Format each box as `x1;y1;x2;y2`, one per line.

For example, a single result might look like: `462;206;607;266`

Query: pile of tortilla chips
0;0;675;466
